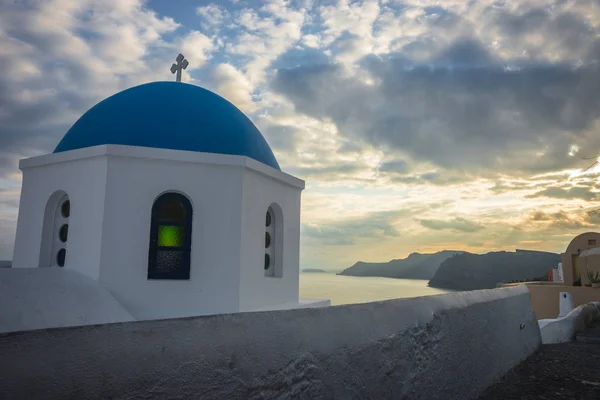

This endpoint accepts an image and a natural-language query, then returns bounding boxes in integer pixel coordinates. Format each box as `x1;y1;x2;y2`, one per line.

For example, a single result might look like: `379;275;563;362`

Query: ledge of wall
539;302;600;344
250;298;331;312
0;268;134;334
0;286;540;400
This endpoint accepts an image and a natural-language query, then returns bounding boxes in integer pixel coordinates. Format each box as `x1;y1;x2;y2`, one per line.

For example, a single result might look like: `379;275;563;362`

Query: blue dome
54;82;280;170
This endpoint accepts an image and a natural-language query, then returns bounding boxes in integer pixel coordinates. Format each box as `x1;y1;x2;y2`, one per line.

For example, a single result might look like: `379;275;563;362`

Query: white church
2;57;329;334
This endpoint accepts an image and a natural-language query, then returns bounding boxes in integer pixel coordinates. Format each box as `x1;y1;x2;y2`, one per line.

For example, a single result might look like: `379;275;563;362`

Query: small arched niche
264;203;283;277
39;190;70;267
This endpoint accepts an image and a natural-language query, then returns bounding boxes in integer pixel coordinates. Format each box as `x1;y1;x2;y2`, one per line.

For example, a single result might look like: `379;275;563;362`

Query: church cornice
19;144;305;190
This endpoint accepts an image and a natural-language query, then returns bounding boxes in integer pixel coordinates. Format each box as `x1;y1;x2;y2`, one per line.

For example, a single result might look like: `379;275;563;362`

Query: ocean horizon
299;271;454;306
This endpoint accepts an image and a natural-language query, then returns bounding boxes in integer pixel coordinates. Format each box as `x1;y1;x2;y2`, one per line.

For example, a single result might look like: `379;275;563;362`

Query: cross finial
170;53;189;82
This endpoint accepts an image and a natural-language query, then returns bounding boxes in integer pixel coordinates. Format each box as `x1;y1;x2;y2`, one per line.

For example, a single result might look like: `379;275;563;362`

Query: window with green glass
158;225;184;247
148;193;193;280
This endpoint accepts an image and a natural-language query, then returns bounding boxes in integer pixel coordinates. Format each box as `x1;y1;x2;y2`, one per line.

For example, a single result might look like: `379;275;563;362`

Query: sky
1;0;600;270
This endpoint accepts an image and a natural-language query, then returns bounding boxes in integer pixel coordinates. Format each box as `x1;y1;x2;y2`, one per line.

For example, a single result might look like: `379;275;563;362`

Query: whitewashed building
4;79;328;333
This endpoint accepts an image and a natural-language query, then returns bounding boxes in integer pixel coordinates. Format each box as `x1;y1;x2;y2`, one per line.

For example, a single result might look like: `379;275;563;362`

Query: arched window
264;203;283;277
148;192;193;280
39;191;70;267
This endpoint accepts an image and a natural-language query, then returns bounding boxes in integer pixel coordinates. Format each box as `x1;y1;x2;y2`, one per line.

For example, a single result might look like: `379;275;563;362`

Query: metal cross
170;53;189;82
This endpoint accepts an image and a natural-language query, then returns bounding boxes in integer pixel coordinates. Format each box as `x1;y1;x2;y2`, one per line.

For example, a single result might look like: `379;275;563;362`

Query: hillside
428;250;560;290
338;250;464;280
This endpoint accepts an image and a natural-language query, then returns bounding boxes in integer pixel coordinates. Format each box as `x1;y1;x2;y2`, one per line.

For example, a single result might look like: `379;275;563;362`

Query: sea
299;272;454;306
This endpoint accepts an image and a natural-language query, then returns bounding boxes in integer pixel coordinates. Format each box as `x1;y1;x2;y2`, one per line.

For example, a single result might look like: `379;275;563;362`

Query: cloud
3;0;600;266
223;1;307;85
483;4;599;63
318;0;380;65
526;186;600;201
0;186;20;260
272;54;600;175
269;1;600;177
419;217;484;233
288;163;365;181
208;63;256;113
528;209;588;230
528;207;600;231
302;34;321;48
0;0;180;178
389;171;471;186
301;224;354;246
179;31;216;71
530;211;554;221
302;210;403;246
196;4;229;28
378;160;410;174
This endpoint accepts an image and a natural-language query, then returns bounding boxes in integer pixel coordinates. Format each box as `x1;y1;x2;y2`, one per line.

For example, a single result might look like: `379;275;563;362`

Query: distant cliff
302;268;328;273
428;250;560;290
338;250;464;280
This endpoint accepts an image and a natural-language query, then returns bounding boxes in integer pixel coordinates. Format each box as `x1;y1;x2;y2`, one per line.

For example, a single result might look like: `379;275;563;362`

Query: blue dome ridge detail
54;82;280;170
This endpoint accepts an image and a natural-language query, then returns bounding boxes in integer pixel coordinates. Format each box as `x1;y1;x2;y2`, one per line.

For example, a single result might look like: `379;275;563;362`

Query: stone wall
0;286;540;400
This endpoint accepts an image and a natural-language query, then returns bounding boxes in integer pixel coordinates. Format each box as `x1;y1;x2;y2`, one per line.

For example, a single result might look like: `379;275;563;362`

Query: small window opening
264;208;275;276
61;200;70;218
57;248;66;267
59;224;69;243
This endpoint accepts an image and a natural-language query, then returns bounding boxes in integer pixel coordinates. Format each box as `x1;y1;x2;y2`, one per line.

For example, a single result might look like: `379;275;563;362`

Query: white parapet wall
0;286;540;400
538;301;600;344
0;268;134;334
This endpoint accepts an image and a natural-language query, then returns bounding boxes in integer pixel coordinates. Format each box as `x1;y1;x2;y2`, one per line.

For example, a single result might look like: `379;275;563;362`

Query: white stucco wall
0;287;540;400
0;268;133;334
239;160;303;311
11;145;306;320
99;148;247;319
12;149;108;280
